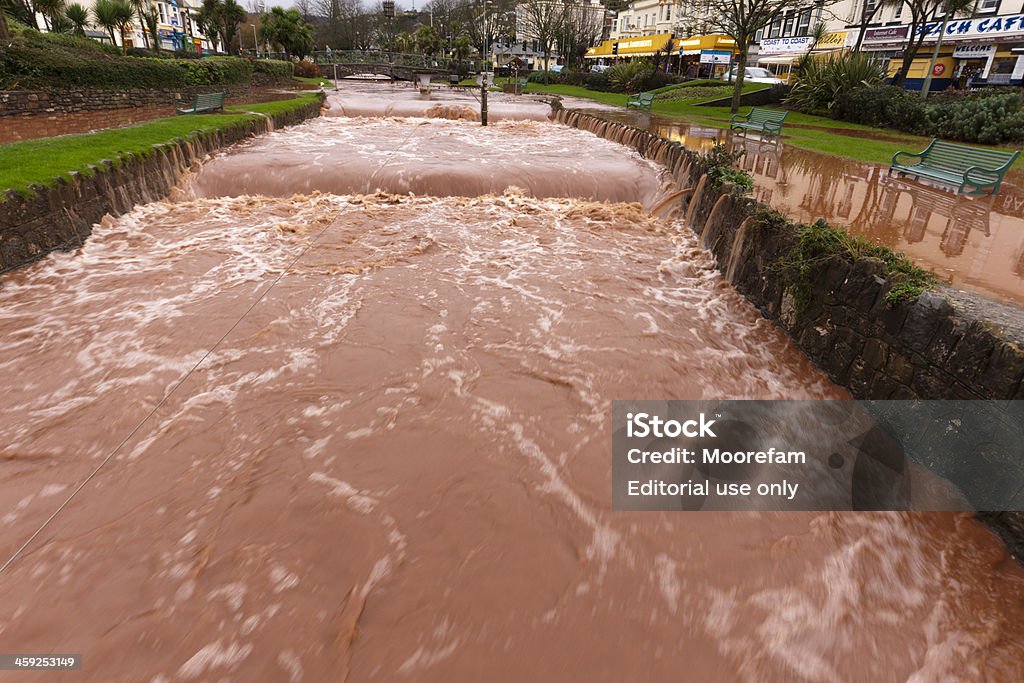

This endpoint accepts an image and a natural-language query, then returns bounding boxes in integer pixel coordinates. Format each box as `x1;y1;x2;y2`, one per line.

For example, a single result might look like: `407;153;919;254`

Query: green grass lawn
293;76;331;87
0;93;321;197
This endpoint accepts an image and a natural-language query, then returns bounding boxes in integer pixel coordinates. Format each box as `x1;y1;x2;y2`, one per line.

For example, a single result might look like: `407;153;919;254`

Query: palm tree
93;0;120;44
0;9;10;40
65;2;89;36
220;0;246;54
197;0;222;52
259;6;312;58
128;0;153;49
34;0;65;30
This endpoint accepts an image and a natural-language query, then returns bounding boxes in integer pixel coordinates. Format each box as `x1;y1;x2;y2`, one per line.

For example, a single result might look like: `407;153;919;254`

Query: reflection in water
588;108;1024;305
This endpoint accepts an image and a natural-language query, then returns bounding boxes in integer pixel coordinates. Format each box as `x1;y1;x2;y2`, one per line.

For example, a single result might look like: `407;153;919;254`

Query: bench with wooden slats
890;139;1019;195
730;107;788;139
176;91;226;115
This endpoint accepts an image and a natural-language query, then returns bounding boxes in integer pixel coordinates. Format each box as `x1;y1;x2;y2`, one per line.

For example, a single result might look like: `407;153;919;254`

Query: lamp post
253;24;259;57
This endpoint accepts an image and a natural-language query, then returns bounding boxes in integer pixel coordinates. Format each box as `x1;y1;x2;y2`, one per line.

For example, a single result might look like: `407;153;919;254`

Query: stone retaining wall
554;107;1024;555
0;93;324;274
0;84;252;117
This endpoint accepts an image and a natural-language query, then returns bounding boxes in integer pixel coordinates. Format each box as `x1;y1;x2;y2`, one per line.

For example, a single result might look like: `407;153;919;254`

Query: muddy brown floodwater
1;83;1023;682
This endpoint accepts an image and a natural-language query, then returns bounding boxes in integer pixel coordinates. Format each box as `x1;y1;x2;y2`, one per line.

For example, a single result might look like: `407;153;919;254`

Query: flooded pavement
596;109;1024;307
2;83;1024;682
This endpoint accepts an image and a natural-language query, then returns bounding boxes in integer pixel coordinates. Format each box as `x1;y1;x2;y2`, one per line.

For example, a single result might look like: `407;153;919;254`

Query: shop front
887;14;1024;90
673;34;736;77
755;31;852;83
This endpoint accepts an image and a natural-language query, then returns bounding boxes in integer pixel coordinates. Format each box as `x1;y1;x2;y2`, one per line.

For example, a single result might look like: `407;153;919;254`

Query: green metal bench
890;139;1019;195
517;77;528;94
626;92;654;110
730;107;787;139
176;91;225;115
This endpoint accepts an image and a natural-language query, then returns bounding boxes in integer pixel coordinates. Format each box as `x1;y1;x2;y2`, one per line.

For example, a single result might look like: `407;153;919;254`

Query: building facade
48;0;220;53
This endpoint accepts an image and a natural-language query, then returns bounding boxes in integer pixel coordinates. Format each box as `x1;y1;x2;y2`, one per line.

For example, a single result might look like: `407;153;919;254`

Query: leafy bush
253;59;295;79
833;85;926;133
292;60;319;78
608;60;654;93
693;144;753;193
181;57;252;86
0;33;254;89
785;52;887;115
923;92;1024;144
528;70;560;84
654;84;732;101
585;71;610;90
834;85;1024;144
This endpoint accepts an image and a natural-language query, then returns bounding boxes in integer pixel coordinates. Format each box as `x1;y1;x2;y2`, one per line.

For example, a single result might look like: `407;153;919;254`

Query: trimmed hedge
835;85;1024;145
253;59;294;78
0;30;253;90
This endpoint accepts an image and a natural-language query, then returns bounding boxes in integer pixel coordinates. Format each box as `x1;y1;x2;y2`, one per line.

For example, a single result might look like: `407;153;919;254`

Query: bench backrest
747;107;787;124
922;139;1019;173
193;92;225;109
639;93;654;103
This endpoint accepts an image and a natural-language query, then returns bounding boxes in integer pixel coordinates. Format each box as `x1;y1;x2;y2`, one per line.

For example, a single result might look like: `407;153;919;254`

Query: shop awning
585;40;615;58
673;34;736;56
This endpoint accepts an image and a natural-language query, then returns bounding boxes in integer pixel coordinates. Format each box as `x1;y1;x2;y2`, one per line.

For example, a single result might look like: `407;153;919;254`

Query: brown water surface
1;84;1022;682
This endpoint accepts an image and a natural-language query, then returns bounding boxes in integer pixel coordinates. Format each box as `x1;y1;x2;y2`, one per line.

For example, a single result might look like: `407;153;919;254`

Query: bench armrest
964;165;1001;185
730;113;750;125
891;150;922;166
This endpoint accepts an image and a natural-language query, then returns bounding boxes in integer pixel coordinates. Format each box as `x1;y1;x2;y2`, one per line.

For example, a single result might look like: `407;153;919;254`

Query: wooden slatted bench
626;92;654;110
730;107;787;139
890;139;1019;195
176;91;226;115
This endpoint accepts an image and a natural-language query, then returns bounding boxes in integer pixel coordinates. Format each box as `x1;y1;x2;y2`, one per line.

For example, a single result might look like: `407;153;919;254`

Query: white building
57;0;221;53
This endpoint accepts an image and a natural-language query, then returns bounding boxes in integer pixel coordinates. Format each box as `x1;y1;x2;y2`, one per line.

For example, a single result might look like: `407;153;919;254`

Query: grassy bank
0;93;321;197
530;83;1024;169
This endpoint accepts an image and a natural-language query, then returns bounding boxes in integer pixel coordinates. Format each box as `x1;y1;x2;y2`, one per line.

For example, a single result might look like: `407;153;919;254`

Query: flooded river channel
1;82;1022;681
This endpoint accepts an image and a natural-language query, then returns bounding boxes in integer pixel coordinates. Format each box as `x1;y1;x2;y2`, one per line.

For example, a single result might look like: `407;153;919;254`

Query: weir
1;82;1022;681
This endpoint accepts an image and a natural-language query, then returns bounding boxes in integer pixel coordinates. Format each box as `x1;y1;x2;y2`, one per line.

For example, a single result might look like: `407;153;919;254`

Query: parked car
725;66;786;85
550;64;564;73
590;64;611;73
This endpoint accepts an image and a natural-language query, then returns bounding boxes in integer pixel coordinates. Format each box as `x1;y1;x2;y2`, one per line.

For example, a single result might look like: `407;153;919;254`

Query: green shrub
693;144;753;193
0;34;254;89
253;59;295;78
834;85;927;133
527;70;560;84
608;60;654;93
585;71;610;90
785;52;887;115
923;92;1024;144
292;60;319;78
654;84;733;101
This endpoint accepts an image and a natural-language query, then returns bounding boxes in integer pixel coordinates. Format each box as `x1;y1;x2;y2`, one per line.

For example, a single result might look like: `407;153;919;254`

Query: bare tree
554;1;603;69
696;0;833;112
518;0;566;70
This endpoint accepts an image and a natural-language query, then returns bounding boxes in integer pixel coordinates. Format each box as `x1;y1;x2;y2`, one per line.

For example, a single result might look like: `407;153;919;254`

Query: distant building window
978;0;999;10
796;9;810;35
665;4;670;20
783;11;795;36
158;2;166;23
769;14;783;39
894;3;903;18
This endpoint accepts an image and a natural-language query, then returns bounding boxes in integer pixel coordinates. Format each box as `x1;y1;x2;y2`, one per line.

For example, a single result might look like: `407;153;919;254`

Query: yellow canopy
673;34;736;55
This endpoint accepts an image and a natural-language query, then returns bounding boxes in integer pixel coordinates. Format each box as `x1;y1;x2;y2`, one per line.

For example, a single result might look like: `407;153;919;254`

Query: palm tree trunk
0;10;9;40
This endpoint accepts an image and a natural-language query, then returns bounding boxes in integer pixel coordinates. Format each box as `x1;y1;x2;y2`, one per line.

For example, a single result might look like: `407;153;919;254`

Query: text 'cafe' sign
917;13;1024;41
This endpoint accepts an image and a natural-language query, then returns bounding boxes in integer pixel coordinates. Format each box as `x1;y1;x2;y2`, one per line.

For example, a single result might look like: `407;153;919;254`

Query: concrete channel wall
0;93;325;274
554;107;1024;556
